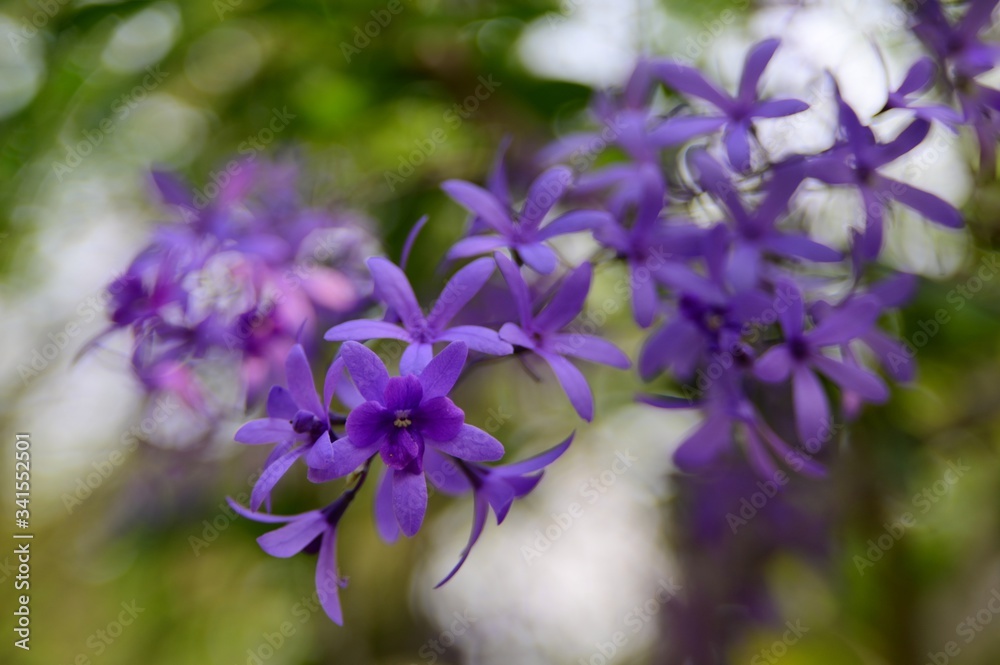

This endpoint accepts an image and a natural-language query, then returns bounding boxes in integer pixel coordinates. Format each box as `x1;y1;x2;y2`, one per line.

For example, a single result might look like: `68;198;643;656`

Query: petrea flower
754;282;889;443
650;39;809;171
442;166;607;274
324;257;512;375
228;476;367;625
308;341;505;536
435;433;574;586
235;344;342;510
494;253;631;421
688;150;841;286
805;84;963;258
593;165;705;327
879;57;964;126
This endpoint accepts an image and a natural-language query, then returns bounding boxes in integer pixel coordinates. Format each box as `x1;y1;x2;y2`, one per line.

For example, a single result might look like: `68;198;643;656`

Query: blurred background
1;0;999;663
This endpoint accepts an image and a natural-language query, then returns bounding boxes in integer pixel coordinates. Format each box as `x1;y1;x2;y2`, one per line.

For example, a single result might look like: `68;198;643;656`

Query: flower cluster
104;1;998;628
97;158;376;417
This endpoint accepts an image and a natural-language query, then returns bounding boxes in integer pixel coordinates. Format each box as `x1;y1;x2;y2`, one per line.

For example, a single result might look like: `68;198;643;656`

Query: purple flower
805;84;963;258
880;57;964;126
592;165;706;327
687;150;841;285
308;341;505;537
442;166;607;274
650;39;809;171
435;434;574;586
494;253;631;421
753;282;889;443
640;374;825;478
228;480;365;625
324;256;512;375
235;345;346;510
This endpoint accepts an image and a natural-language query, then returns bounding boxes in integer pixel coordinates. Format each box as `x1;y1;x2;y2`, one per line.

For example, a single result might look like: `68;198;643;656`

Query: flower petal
257;512;328;558
738;38;780;102
494;252;534;328
754;345;793;382
374;469;400;543
534;262;591;333
368;257;425;331
346;401;392;448
436;325;513;356
393;470;428;537
400;342;434;376
538;351;594;421
516;242;558;275
251;445;310;511
308;435;379;481
266;385;298;420
435;492;489;588
549;333;631;369
235;418;295;445
431;423;504;461
285;344;324;418
446;235;509;260
792;366;830;444
314;529;344;625
418;342;469;399
812;355;888;402
340;341;389;402
520;166;574;230
324;319;411;342
416;396;465;442
441;180;514;235
427;257;496;329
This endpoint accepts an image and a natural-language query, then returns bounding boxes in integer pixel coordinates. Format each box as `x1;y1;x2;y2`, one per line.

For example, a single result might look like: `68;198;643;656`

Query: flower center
788;336;810;361
393;410;412;428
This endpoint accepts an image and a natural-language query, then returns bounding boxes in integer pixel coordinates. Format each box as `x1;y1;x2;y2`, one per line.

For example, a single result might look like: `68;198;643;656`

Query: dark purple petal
754;345;793;382
416;396;465;442
738;38;780;102
896;57;936;96
257;512;328;558
437;326;513;356
427;257;495;329
382;428;422;470
235;418;295;445
431;423;504;461
374;468;400;543
538;351;594;421
761;234;842;262
534;262;591;333
340;341;389;402
285;344;324;418
516;242;558;275
792;366;830;444
324;320;411;342
441;180;513;234
393;470;428;537
384;374;424;411
549;333;631;369
724;120;752;171
871;119;931;167
811;355;889;402
521;166;573;229
630;266;658;329
494;252;534;328
314;528;343;625
346;401;392;448
418;341;468;399
368;257;425;331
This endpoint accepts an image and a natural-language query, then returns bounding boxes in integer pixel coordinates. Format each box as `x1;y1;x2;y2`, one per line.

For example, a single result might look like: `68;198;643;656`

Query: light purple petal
324;319;411;342
521;166;573;230
418;341;468;399
309;435;379;481
235;418;295;445
807;298;880;346
427;257;496;329
516;242;558;275
424;448;472;495
871;119;930;167
441;180;513;234
536;209;613;241
494;252;533;328
400;215;430;271
648;115;727;146
498;322;537;349
738;38;780;102
257;512;327;558
497;432;573;476
754;345;793;382
227;497;297;524
812;355;889;402
435;491;489;587
792;366;830;444
374;468;400;543
652;61;732;110
761;233;842;262
724;120;752;171
447;235;509;260
673;416;731;471
266;385;298;419
368;257;425;331
393;470;428;537
285;345;324;418
534;262;591;333
431;423;504;461
877;177;963;228
340;341;389;402
538;351;594;421
631;266;659;328
549;333;631;369
400;342;434;375
314;529;343;625
437;326;514;356
323;357;344;414
251;445;309;511
753;98;809;118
